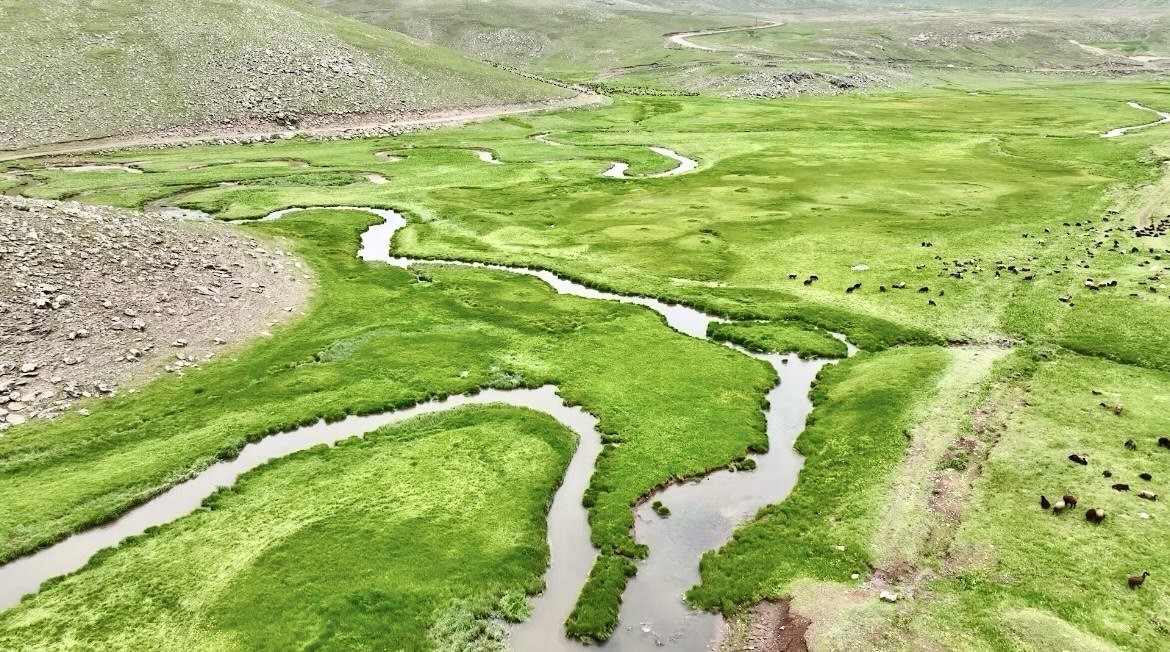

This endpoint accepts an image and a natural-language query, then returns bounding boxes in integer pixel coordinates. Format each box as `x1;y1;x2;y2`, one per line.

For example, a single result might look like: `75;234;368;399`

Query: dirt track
665;22;785;52
0;93;606;163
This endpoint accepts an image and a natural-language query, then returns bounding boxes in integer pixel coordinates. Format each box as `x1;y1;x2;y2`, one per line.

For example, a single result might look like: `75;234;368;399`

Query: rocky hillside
0;197;309;429
0;0;571;150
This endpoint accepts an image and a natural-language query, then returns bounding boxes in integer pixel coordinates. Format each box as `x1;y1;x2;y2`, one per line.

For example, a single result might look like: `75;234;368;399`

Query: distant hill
309;0;722;78
0;0;572;150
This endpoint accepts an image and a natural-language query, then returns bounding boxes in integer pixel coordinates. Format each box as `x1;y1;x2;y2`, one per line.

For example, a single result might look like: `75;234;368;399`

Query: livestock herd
1045;433;1168;589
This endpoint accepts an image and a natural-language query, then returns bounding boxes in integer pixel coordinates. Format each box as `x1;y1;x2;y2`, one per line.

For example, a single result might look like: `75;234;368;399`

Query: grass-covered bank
0;209;773;595
0;406;573;650
6;79;1170;644
708;320;848;359
688;346;950;611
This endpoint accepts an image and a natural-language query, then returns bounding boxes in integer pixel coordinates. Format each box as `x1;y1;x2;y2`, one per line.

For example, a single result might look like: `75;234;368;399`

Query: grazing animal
1140;472;1153;481
1062;494;1078;508
1040;495;1051;509
1068;454;1088;465
918;286;930;293
879;285;887;292
810;275;819;281
803;278;813;286
893;281;907;289
927;299;937;306
1112;483;1130;491
1129;571;1150;589
1051;499;1067;515
1138;490;1158;501
1125;439;1138;450
1085;508;1106;523
1159;436;1170;449
1103;469;1113;478
789;273;798;279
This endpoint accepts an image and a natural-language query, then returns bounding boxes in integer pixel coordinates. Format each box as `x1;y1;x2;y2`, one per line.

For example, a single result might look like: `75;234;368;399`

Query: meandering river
0;205;851;652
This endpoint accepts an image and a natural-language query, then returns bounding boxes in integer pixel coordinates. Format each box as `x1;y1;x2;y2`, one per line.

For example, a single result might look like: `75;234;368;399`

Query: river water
0;206;851;652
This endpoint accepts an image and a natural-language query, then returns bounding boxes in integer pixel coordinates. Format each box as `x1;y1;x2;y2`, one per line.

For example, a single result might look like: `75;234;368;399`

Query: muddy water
2;205;849;652
611;353;826;649
0;387;603;613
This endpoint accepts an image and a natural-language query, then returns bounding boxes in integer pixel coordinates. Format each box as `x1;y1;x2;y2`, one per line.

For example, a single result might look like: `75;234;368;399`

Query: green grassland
892;350;1170;650
0;405;575;650
0;0;569;149
708;320;849;358
6;74;1170;647
14;82;1166;350
0;207;773;643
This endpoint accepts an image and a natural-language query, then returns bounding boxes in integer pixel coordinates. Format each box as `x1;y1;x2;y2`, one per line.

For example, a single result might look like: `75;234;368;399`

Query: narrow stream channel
0;205;851;652
1102;102;1170;138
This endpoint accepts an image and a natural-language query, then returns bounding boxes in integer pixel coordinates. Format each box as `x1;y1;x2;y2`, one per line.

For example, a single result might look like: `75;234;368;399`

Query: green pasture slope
4;75;1170;648
0;406;576;650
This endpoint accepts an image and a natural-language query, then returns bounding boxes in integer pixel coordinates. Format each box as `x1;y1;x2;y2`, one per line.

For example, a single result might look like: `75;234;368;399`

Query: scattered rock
0;196;309;424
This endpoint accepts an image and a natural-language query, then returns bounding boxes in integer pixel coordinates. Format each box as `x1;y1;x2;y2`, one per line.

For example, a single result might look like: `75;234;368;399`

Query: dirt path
0;93;606;163
665;22;785;52
1069;39;1170;65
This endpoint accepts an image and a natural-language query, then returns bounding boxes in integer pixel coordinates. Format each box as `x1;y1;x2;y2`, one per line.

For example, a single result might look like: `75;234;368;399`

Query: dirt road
0;93;606;163
665;22;784;52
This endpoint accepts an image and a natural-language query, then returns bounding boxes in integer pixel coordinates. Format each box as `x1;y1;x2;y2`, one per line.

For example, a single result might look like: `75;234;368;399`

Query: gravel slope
0;0;570;150
0;197;310;429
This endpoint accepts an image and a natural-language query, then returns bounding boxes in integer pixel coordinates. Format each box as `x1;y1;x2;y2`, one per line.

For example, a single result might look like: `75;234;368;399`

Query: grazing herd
1046;428;1165;590
787;211;1170;311
1132;216;1170;239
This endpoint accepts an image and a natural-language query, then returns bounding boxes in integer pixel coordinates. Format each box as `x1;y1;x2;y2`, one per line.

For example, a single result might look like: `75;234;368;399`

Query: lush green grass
0;405;574;650
7;78;1170;642
902;351;1170;650
11;85;1166;350
688;346;949;611
564;553;637;643
0;208;772;640
708;320;849;358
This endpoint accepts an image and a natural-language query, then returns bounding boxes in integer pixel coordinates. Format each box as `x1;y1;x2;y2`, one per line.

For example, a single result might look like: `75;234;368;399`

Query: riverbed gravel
0;196;310;429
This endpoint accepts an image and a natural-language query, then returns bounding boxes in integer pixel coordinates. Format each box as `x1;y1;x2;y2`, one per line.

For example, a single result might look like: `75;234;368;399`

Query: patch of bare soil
719;600;811;652
0;196;310;430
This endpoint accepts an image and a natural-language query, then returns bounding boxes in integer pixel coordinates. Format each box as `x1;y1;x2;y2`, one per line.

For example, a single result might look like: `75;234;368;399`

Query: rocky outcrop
0;197;309;429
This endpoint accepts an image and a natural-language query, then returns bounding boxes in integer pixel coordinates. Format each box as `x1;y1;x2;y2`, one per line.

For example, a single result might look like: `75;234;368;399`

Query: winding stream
0;205;849;651
1102;102;1170;138
603;146;699;179
0;387;603;615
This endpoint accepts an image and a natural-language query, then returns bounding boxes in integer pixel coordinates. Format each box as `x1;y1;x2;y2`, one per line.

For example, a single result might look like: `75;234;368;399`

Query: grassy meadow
4;76;1170;648
0;405;576;650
